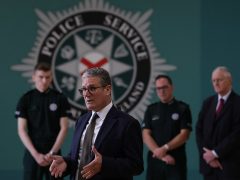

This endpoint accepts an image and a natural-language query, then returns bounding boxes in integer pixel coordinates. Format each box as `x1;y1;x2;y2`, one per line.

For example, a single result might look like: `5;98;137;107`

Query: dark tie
216;98;224;117
78;113;98;180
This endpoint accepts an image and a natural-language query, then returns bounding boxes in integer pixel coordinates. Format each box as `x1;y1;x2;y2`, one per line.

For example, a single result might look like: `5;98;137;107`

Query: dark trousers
23;150;63;180
146;157;186;180
204;170;239;180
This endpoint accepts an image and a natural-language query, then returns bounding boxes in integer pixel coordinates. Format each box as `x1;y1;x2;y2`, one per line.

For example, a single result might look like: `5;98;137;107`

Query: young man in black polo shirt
15;62;71;180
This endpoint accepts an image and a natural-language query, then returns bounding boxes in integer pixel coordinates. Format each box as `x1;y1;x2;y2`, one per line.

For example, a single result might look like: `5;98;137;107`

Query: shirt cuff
212;150;219;158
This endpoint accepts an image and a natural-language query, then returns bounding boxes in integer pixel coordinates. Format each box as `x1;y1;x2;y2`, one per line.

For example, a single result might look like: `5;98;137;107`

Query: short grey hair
212;66;232;79
82;67;112;86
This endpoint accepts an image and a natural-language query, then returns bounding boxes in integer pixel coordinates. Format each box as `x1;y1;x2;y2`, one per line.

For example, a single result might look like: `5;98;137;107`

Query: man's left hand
81;146;102;179
203;147;215;164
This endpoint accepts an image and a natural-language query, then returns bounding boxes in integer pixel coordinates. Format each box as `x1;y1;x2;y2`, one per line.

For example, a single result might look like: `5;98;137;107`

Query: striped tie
78;113;98;180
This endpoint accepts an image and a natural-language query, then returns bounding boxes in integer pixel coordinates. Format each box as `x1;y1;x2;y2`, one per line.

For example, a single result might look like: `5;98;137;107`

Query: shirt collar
92;102;113;120
160;97;175;105
35;88;50;94
218;90;231;102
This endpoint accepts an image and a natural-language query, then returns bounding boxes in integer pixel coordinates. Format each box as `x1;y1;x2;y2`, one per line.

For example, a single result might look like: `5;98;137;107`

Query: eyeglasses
78;86;105;95
156;85;170;91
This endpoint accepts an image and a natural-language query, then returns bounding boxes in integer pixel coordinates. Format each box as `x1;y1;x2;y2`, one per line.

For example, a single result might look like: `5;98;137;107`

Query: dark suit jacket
196;91;240;178
64;106;144;180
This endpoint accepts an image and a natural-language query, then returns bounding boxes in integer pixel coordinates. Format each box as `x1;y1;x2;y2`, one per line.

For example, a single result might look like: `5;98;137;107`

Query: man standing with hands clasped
196;66;240;180
49;67;143;180
142;74;192;180
15;62;71;180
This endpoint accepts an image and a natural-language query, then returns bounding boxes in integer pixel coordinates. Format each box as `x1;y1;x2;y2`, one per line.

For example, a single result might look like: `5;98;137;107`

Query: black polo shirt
15;88;70;143
142;98;192;161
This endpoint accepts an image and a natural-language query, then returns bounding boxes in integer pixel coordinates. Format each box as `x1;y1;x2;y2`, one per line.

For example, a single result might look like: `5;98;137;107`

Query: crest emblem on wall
11;0;176;122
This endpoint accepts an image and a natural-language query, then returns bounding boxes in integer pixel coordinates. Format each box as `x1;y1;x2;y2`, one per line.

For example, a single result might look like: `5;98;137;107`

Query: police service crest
11;0;176;122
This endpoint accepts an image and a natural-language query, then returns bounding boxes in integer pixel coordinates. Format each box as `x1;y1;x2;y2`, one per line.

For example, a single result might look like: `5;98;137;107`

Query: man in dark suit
196;66;240;180
49;67;144;180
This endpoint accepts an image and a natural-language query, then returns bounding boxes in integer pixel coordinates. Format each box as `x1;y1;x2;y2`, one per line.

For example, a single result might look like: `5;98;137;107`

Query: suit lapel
72;112;92;159
207;96;218;135
94;106;118;149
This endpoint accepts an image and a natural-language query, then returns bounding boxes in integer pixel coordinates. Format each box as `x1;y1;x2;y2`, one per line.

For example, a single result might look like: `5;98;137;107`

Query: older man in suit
49;67;143;180
196;66;240;180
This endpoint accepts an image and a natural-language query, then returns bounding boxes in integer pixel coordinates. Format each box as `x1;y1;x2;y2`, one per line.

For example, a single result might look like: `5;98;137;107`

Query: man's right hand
49;155;67;178
161;155;176;165
34;152;49;166
152;146;168;159
209;159;223;170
